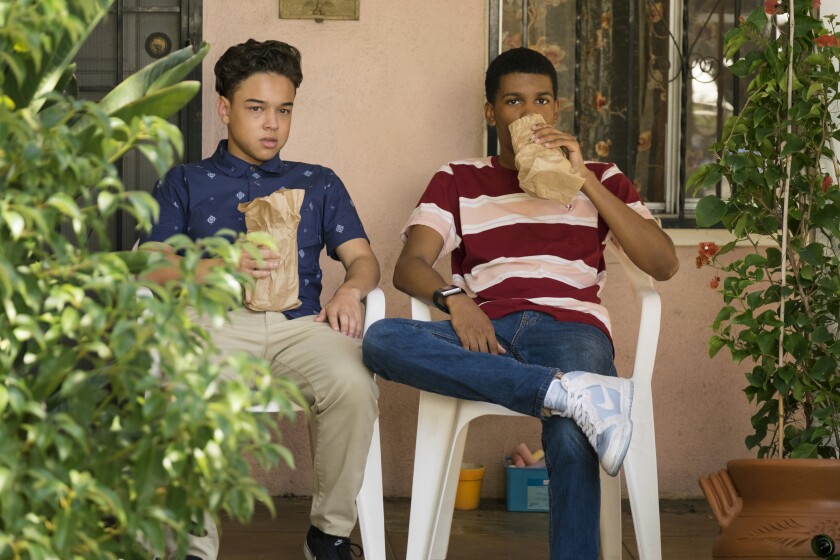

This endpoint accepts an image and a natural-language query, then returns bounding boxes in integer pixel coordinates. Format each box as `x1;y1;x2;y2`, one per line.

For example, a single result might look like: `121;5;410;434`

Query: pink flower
822;175;834;192
710;276;721;289
813;0;821;8
697;241;720;269
698;241;720;259
765;0;778;15
595;91;608;111
816;34;838;47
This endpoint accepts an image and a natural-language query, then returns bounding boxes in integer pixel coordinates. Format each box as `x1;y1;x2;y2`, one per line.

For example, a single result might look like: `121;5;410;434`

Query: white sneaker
559;371;634;476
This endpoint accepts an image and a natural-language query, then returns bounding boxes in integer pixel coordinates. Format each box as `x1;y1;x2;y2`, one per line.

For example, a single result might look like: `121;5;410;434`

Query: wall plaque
279;0;359;21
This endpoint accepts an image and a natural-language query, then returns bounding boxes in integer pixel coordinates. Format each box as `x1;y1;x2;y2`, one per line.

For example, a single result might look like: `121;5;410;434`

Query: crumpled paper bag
509;114;585;205
237;189;305;312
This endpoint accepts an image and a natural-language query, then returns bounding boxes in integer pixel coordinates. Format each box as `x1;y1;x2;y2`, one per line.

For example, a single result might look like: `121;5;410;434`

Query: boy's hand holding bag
509;113;585;206
238;189;305;312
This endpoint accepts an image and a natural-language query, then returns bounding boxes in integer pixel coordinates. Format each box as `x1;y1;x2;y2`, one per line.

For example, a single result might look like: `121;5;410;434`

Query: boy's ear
552;98;561;124
484;101;496;127
217;96;232;125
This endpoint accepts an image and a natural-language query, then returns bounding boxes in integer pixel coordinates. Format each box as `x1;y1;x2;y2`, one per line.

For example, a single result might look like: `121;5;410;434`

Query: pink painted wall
202;0;756;499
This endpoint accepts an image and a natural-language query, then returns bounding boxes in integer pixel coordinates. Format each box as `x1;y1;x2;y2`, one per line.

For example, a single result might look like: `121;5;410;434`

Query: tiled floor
219;496;719;559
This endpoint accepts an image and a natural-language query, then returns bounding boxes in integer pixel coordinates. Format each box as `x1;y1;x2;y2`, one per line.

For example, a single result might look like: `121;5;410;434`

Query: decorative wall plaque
279;0;359;21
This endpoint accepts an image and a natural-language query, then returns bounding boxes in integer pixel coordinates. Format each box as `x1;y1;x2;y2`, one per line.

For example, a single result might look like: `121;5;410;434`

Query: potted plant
0;1;298;558
688;0;840;557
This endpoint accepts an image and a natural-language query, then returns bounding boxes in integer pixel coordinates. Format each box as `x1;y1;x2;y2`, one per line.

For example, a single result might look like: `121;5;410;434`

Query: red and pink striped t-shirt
402;155;655;339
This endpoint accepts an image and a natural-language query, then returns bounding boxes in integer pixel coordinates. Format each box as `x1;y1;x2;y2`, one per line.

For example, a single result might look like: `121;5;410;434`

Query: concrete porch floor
218;496;719;559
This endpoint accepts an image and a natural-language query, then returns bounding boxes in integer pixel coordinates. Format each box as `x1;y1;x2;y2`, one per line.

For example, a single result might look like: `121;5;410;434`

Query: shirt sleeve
400;168;462;261
599;163;654;220
141;165;189;244
322;169;368;260
597;163;660;251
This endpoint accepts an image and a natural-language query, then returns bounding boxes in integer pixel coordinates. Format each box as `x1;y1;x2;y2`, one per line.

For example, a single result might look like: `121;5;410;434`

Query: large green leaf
98;43;208;116
6;0;112;111
113;250;150;275
109;81;201;123
148;42;209;95
695;195;727;228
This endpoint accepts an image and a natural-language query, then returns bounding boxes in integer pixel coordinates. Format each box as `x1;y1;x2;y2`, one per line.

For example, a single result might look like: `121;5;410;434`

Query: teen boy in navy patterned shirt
143;39;380;560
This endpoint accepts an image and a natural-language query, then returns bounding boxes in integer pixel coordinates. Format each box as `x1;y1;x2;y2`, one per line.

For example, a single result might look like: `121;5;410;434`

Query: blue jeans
362;311;615;560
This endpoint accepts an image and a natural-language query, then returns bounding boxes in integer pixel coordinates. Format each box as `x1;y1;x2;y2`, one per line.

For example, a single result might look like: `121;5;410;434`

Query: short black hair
214;39;303;98
484;47;558;103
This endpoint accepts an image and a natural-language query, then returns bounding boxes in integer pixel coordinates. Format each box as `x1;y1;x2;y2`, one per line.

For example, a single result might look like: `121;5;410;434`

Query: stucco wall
202;0;761;499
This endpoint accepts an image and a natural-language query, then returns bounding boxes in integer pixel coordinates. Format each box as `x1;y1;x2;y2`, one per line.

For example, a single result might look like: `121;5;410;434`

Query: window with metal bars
488;0;752;227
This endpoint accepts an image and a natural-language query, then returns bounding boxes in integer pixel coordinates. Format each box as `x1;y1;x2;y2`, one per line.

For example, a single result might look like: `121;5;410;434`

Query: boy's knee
326;365;378;408
362;318;413;354
364;318;398;342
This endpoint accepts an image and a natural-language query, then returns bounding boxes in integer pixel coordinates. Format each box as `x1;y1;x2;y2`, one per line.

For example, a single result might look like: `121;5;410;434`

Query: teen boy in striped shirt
362;47;678;559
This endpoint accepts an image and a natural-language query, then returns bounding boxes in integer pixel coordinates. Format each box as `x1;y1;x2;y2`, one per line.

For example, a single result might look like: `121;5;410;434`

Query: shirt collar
211;140;286;177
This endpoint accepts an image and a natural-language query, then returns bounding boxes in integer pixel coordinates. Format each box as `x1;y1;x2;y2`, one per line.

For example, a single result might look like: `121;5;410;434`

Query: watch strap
432;285;464;313
432;289;448;313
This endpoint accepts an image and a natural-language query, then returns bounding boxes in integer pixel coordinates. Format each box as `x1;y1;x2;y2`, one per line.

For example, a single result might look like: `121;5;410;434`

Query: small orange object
517;442;536;465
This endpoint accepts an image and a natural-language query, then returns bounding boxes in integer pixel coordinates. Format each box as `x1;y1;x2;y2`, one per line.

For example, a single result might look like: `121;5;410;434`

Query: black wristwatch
432;285;465;313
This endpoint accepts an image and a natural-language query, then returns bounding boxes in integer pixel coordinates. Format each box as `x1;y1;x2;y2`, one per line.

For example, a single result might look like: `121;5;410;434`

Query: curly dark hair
214;39;303;98
484;47;557;103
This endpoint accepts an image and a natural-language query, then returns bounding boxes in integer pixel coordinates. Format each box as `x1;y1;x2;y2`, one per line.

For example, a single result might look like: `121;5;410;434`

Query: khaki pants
183;308;379;558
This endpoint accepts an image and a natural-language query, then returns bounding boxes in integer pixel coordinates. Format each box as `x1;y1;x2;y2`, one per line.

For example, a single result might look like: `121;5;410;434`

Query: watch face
441;286;463;296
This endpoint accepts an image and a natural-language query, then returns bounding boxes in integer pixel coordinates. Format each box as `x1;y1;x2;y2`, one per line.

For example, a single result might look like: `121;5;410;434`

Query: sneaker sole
600;379;634;477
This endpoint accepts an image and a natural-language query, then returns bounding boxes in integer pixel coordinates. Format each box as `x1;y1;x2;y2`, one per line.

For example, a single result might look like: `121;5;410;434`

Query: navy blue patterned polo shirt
144;140;369;318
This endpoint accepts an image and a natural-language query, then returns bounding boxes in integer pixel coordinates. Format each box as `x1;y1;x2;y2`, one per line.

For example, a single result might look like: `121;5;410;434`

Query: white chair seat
405;246;663;560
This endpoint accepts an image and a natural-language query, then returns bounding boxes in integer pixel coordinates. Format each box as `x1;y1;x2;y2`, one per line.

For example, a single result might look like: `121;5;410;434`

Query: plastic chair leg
430;407;470;559
407;393;468;560
599;471;623;560
624;430;662;560
356;417;386;560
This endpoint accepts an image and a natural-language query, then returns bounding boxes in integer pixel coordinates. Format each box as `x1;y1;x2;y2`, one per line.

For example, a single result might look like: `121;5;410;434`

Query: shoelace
334;537;364;560
566;391;600;449
347;541;363;558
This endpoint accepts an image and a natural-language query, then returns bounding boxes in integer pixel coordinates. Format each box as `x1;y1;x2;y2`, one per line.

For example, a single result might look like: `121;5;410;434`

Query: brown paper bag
509;114;585;205
237;189;305;312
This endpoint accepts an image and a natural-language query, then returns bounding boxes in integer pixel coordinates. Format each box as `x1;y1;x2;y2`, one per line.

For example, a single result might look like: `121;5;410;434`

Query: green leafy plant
689;0;840;460
0;1;300;558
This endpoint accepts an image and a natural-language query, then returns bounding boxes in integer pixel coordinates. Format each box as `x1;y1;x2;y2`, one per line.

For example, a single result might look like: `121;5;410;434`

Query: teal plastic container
505;465;549;512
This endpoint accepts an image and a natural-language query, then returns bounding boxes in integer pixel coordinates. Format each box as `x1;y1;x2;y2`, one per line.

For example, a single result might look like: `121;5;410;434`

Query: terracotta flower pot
699;459;840;559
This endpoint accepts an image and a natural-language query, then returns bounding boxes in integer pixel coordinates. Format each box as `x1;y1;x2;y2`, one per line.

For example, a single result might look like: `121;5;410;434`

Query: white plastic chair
405;245;663;560
248;287;388;560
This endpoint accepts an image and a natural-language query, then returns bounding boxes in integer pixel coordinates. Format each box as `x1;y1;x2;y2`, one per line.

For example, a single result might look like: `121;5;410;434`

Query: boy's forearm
393;255;449;306
582;178;679;281
140;249;225;285
336;253;380;300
